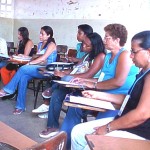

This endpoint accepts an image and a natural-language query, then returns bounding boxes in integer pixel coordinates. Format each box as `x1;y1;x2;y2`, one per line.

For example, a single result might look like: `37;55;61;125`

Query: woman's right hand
54;70;66;77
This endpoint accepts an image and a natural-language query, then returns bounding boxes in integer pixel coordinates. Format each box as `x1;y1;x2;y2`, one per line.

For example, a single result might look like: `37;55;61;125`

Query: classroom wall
0;17;14;42
13;19;112;48
1;0;150;48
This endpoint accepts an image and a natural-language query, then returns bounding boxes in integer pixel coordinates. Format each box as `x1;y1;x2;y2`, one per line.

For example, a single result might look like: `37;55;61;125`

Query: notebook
66;95;115;110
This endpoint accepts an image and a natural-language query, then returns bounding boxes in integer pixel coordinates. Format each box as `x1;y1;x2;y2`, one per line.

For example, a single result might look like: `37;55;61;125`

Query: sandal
0;90;10;97
13;109;23;115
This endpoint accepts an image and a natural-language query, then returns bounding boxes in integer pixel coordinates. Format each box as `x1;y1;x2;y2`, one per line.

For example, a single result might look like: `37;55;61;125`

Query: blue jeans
60;107;119;149
47;86;71;128
0;61;7;68
3;65;46;110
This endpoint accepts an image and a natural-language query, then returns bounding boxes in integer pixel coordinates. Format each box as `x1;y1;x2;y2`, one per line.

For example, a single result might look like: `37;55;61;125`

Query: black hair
41;26;56;49
78;24;93;35
87;32;106;61
132;31;150;49
18;27;30;51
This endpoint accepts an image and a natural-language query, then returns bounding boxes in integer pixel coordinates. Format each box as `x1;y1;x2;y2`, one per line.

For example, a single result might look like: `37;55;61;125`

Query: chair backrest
6;42;14;50
26;131;67;150
67;48;77;58
56;45;68;62
6;42;15;55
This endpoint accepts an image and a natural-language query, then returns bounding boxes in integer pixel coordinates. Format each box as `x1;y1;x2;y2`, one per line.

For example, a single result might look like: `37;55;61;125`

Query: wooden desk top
85;134;150;150
0;121;37;150
64;101;106;112
9;59;29;65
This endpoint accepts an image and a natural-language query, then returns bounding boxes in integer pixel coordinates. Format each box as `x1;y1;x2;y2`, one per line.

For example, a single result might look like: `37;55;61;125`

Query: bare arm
96;51;132;90
68;57;81;63
95;74;150;135
23;40;34;56
29;42;56;65
82;90;125;105
80;51;133;89
54;53;105;79
73;53;105;78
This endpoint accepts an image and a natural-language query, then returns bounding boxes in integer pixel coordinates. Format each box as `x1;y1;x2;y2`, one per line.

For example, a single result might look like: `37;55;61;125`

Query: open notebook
53;80;86;89
65;95;116;110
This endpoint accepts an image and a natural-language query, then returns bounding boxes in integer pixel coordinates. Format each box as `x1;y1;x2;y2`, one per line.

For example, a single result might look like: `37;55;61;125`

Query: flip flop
0;91;11;97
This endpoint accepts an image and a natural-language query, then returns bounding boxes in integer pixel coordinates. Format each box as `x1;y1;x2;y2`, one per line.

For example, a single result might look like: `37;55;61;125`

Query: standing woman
1;27;34;85
0;26;57;114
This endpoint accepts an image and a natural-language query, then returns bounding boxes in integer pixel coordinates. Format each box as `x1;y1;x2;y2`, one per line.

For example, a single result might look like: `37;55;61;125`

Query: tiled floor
0;82;95;148
0;86;66;143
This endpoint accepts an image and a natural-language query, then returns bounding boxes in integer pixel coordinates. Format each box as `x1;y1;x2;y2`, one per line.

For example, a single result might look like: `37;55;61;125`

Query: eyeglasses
104;36;112;40
130;49;145;54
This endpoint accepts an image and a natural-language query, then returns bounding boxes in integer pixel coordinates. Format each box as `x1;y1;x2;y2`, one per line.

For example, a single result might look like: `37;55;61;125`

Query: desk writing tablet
85;134;150;150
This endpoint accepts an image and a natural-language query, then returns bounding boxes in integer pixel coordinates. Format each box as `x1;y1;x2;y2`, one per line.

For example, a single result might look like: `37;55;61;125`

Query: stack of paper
12;55;32;61
53;80;85;89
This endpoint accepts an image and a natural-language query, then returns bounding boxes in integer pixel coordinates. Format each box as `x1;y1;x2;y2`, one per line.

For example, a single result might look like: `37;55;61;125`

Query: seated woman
42;24;93;99
0;37;8;74
1;27;34;85
71;30;150;150
38;32;106;134
59;23;139;149
0;26;57;115
67;24;93;63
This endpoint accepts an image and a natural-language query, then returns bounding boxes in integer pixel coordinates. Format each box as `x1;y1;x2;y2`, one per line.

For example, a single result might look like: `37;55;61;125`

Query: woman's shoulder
119;49;131;59
95;52;106;59
26;39;34;45
47;41;56;48
46;42;57;52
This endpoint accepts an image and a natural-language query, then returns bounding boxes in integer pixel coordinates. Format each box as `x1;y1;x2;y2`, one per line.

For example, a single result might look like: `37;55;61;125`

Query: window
0;0;13;18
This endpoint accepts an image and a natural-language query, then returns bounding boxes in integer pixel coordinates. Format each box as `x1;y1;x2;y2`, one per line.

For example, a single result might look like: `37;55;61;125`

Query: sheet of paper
50;62;74;65
69;96;115;110
0;53;10;58
53;80;80;86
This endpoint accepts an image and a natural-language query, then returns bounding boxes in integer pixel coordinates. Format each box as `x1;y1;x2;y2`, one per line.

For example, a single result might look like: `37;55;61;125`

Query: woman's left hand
71;78;95;88
82;80;95;89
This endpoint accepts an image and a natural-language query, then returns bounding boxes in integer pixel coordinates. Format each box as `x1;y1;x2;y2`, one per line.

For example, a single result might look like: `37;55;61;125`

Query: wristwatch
106;123;111;133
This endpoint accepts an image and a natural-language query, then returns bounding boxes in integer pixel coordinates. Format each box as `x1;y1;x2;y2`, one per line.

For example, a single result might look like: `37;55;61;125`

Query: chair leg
33;80;36;96
34;80;42;109
82;115;88;122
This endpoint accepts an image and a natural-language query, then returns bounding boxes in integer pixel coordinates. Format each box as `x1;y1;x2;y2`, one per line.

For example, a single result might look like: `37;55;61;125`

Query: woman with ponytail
0;26;57;114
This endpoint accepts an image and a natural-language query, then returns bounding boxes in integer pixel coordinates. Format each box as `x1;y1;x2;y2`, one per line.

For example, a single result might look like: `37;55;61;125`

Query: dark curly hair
104;23;128;46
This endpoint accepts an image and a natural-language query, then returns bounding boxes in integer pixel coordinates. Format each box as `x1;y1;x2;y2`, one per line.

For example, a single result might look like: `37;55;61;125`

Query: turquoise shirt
76;43;87;59
99;49;139;94
37;42;57;64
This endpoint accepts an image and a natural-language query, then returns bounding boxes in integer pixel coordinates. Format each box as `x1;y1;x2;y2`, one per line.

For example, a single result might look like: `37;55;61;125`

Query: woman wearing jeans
60;23;139;149
0;26;57;114
71;30;150;150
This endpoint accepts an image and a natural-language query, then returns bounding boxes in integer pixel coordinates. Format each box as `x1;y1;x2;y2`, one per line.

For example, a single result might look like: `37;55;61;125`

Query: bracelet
93;81;98;89
106;123;111;133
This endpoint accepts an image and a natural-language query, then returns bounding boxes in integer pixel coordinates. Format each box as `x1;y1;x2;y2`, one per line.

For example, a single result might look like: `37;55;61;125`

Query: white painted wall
1;0;150;49
14;0;150;20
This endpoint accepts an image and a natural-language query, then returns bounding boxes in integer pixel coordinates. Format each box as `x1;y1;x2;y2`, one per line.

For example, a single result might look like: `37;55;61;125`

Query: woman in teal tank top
60;23;139;149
